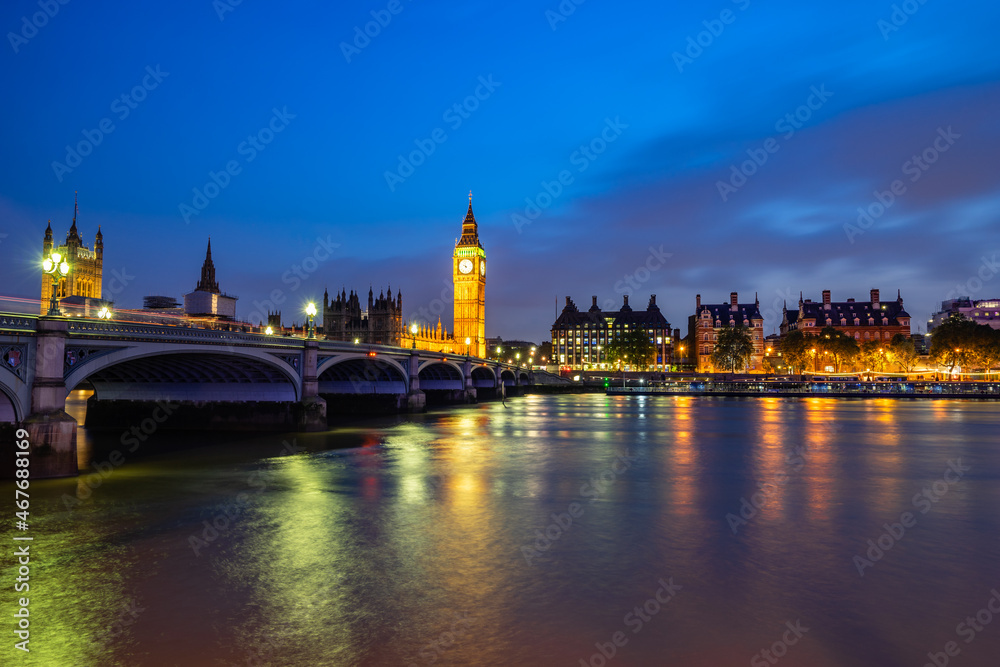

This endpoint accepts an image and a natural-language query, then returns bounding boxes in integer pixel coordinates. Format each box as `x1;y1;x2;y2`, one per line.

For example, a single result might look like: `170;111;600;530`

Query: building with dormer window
689;292;765;373
552;294;674;371
780;289;911;343
40;194;103;313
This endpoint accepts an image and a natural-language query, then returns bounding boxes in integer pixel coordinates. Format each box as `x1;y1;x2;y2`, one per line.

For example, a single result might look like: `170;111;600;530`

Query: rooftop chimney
592;296;598;307
871;289;880;308
823;290;831;309
696;294;701;308
730;292;738;309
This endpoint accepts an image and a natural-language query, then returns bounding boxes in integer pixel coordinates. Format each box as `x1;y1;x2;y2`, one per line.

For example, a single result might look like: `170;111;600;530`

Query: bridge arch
471;365;496;388
65;347;302;402
418;361;464;391
317;354;408;394
500;369;517;386
0;382;21;422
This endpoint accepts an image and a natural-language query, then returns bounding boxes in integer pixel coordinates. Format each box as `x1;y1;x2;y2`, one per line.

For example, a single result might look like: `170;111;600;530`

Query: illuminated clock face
480;261;486;276
459;259;473;274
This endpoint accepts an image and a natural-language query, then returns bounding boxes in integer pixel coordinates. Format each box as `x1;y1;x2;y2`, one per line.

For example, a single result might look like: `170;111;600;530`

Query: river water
2;392;1000;666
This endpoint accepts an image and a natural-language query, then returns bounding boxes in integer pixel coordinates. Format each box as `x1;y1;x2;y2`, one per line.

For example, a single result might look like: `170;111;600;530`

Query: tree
780;329;811;374
971;325;1000;377
859;340;888;373
711;324;755;373
888;333;918;373
816;326;859;372
930;315;981;373
605;329;655;370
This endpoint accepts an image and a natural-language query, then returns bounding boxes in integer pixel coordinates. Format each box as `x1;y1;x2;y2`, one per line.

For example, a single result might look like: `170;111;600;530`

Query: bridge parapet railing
0;314;38;333
66;320;306;348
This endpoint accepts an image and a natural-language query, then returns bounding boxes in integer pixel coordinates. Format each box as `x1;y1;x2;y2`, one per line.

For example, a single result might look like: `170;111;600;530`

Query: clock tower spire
453;193;486;357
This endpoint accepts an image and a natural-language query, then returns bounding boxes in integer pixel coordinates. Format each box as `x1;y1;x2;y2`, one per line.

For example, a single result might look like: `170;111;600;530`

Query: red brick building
780;289;912;343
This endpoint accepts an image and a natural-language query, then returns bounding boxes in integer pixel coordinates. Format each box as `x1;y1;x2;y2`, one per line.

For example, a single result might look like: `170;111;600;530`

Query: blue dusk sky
1;0;999;340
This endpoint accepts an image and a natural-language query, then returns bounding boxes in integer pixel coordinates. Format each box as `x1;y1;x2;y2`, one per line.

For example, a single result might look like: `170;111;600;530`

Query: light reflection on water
2;394;999;666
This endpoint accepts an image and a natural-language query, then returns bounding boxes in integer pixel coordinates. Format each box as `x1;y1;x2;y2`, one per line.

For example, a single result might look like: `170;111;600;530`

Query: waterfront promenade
607;379;1000;399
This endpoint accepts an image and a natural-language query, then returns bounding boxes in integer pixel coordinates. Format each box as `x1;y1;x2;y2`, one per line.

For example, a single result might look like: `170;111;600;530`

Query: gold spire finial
469;190;472;203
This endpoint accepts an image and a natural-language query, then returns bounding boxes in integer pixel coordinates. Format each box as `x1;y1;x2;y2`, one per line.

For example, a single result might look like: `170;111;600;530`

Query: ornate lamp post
305;302;317;339
265;326;274;335
42;251;70;316
465;337;471;357
410;322;418;349
97;305;112;321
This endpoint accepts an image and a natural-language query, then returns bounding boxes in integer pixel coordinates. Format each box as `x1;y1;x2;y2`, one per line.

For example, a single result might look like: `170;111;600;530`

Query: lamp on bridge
305;302;317;339
410;322;418;349
42;251;70;316
265;326;274;335
97;306;112;321
465;337;471;357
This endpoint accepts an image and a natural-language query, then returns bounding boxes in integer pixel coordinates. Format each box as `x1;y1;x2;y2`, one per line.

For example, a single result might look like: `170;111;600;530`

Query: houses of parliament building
320;195;487;357
40;195;103;313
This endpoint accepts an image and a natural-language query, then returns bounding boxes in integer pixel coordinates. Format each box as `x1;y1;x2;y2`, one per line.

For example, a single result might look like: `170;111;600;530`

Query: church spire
196;237;220;293
68;192;81;243
457;191;482;248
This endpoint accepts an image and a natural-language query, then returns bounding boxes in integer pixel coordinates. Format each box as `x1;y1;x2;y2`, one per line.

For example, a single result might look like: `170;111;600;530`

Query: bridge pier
462;358;477;403
405;352;426;412
24;318;78;478
296;339;327;431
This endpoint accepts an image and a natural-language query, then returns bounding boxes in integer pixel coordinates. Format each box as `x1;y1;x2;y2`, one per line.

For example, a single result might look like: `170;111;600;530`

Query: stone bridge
0;314;531;477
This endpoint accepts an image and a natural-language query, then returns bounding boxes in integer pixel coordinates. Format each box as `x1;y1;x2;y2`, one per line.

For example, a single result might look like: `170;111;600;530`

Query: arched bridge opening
69;351;300;430
318;356;408;416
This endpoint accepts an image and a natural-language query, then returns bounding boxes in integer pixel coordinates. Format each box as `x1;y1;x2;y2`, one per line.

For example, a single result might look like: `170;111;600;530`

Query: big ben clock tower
453;192;486;358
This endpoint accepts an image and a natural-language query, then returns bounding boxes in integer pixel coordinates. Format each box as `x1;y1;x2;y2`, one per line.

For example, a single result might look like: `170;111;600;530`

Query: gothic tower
197;238;220;293
39;194;104;313
453;193;486;357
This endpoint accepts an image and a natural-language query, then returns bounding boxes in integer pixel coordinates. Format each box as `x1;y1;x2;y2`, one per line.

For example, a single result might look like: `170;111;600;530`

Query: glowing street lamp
265;325;274;335
305;302;317;339
465;337;471;357
42;250;70;316
410;322;418;349
97;306;112;321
